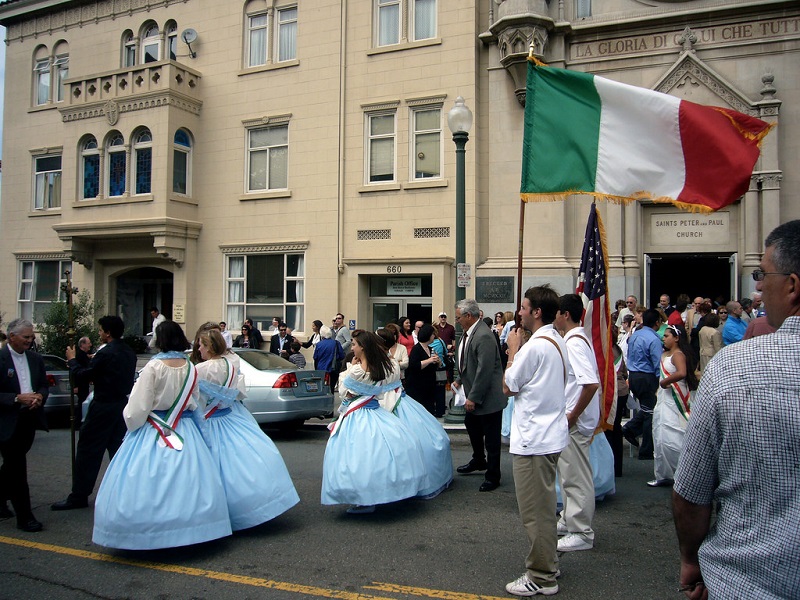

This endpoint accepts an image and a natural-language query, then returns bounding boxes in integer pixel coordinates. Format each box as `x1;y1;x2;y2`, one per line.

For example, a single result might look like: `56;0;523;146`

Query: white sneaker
505;573;559;596
557;533;593;552
346;505;376;514
556;521;568;536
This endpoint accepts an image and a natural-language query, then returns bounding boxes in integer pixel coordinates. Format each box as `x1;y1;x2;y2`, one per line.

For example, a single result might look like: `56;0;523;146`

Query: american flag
575;203;616;430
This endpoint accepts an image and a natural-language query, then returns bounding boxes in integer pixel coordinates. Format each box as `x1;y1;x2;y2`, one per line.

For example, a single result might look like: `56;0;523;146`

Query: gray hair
455;299;480;319
765;220;800;277
7;318;34;335
319;325;333;339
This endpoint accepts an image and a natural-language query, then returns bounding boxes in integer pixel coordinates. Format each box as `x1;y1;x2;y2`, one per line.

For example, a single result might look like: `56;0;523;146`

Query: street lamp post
445;96;472;424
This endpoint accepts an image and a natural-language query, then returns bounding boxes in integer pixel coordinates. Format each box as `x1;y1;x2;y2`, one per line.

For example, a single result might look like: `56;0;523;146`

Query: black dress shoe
0;503;13;519
51;497;89;511
479;480;500;492
17;518;43;532
457;462;487;474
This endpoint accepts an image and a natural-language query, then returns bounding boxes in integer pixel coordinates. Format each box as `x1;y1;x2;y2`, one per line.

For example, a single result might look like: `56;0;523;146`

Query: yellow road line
365;582;508;600
0;535;394;600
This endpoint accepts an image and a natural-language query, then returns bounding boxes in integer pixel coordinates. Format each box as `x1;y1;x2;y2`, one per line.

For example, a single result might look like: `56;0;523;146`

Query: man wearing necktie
451;299;507;492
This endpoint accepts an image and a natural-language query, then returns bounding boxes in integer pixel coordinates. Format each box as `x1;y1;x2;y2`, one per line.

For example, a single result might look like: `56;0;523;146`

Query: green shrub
38;290;105;355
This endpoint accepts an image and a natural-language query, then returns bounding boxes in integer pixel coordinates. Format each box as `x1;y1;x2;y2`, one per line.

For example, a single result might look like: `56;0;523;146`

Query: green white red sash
205;357;236;419
660;355;690;421
147;361;198;450
327;395;374;437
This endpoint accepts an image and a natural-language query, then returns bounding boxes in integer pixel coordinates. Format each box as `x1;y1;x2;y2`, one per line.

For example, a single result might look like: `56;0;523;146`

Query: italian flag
520;61;773;213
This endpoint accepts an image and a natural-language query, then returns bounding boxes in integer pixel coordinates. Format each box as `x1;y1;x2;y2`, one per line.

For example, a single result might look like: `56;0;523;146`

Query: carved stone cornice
60;92;202;123
220;242;310;255
13;251;71;261
3;0;190;42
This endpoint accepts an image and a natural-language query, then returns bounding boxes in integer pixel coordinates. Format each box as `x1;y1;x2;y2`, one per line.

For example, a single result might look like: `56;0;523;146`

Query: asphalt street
1;423;682;599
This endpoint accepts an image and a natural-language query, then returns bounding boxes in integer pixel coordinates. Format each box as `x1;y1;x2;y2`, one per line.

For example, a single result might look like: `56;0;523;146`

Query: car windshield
235;350;295;371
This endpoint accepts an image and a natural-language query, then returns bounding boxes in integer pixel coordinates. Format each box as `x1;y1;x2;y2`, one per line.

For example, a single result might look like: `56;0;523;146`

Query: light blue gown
196;355;299;531
321;363;427;507
93;355;232;550
383;387;453;499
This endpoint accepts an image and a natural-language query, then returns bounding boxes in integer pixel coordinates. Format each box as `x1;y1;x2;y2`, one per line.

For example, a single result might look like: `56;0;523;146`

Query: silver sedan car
233;348;334;430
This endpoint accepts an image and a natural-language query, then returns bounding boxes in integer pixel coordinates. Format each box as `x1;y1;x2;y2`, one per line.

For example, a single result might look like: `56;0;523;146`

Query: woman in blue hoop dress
321;330;426;514
194;328;299;530
93;321;231;550
376;328;453;499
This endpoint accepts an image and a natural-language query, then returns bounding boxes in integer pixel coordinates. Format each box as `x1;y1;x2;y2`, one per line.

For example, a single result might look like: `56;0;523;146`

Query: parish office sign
572;16;800;61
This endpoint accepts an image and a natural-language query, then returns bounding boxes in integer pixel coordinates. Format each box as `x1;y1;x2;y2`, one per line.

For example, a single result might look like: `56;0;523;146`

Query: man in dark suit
245;318;264;349
51;315;137;511
269;322;295;359
452;299;507;492
0;318;49;532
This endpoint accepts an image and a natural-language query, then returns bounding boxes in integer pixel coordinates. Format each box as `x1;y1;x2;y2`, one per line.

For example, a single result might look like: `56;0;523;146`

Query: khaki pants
557;427;595;539
513;452;560;585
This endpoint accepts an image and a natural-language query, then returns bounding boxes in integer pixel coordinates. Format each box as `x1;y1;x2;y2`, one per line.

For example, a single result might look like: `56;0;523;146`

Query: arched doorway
115;267;173;336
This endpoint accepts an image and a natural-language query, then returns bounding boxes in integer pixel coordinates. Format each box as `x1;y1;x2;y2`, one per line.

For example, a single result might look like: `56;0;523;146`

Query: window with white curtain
18;260;72;323
366;112;396;183
34;59;51;106
375;0;436;46
225;253;305;332
245;3;298;68
33;154;62;210
247;124;288;191
54;54;68;102
576;0;591;18
248;13;268;67
411;106;441;179
277;7;297;61
123;31;137;67
166;22;178;60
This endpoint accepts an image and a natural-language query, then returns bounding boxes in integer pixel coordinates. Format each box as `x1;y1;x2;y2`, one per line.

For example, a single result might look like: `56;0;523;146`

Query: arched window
81;136;100;199
122;30;136;67
166;21;178;60
173;129;192;195
53;41;69;103
133;128;152;195
141;23;161;63
106;132;127;197
33;46;50;106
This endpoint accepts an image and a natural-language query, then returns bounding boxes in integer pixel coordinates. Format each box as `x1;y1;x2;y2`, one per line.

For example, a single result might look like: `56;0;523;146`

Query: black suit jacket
0;346;49;442
455;320;507;415
68;339;137;404
270;333;295;356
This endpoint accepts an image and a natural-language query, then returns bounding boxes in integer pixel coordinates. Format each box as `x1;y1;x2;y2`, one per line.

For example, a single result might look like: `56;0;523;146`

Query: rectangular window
277;7;297;62
413;0;436;40
34;155;62;210
367;112;395;183
35;59;50;106
124;40;137;67
576;0;591;18
377;0;401;46
143;41;160;63
173;149;188;194
411;107;441;179
18;260;72;323
248;14;268;67
83;154;100;199
135;147;152;194
108;152;126;196
248;124;288;191
54;55;69;103
225;253;305;332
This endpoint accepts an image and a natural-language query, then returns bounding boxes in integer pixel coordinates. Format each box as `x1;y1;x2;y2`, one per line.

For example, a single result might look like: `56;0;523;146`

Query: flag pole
515;199;525;328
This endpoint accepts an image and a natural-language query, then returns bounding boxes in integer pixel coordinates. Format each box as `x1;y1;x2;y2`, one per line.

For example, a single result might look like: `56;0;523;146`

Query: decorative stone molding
53;217;202;268
13;251;71;261
61;92;202;122
407;94;447;108
655;51;766;117
219;242;310;255
361;100;401;112
753;171;783;191
4;0;190;43
242;113;292;128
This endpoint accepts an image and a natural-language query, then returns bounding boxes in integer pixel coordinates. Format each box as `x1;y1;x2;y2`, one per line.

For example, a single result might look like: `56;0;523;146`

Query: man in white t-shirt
502;285;569;597
615;295;637;327
554;293;600;553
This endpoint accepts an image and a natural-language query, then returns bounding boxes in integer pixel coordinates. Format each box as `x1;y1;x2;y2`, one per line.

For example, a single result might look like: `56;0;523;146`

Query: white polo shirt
563;328;601;437
504;324;570;456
